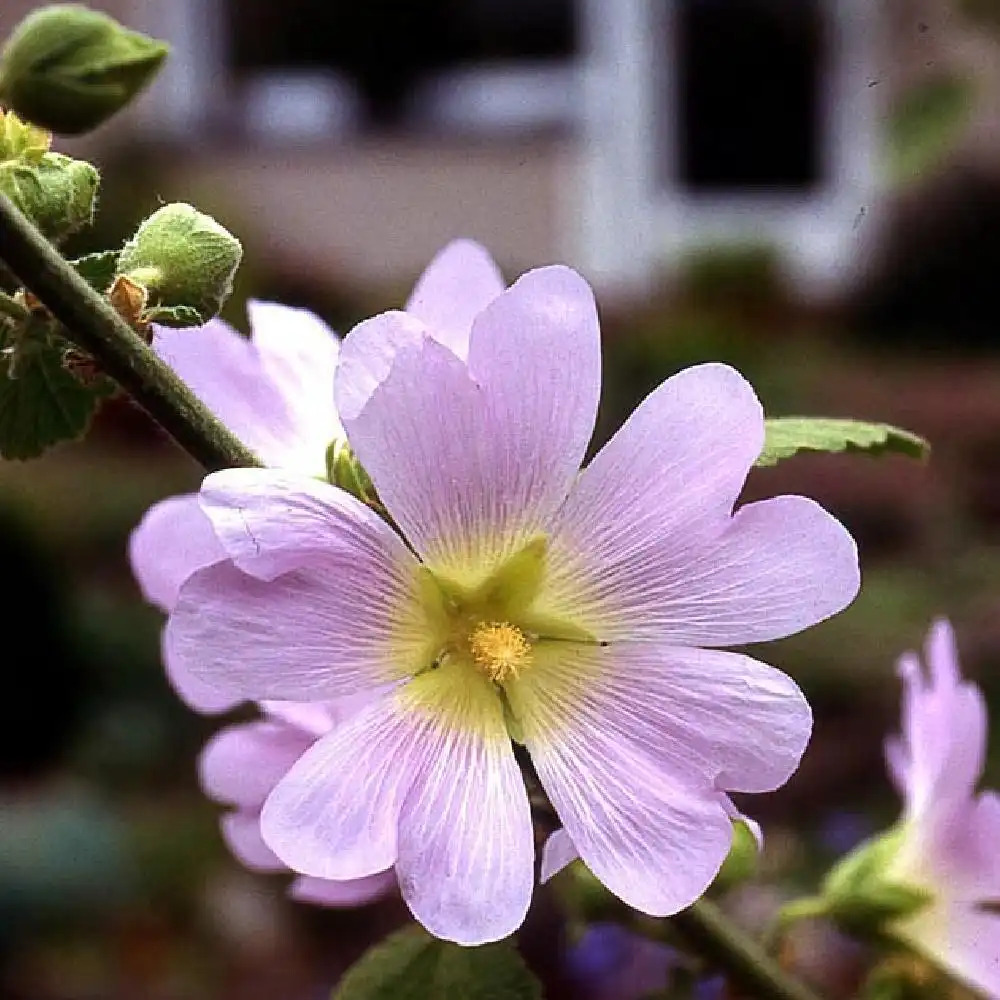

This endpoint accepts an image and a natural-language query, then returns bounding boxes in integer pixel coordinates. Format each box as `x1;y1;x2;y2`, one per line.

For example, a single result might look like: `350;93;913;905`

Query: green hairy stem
669;898;827;1000
0;192;260;470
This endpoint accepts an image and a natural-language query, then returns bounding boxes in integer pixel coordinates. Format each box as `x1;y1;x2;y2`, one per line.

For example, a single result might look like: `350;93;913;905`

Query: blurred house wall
159;138;573;290
4;0;1000;297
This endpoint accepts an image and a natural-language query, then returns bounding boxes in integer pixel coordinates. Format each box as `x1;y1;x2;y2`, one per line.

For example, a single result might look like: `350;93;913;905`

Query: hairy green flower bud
0;111;98;242
0;4;169;135
116;203;243;325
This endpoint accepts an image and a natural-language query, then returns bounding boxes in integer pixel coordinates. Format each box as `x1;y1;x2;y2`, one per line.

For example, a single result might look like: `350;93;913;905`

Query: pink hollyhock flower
165;244;859;945
129;242;497;712
880;620;1000;996
128;300;342;711
199;698;395;908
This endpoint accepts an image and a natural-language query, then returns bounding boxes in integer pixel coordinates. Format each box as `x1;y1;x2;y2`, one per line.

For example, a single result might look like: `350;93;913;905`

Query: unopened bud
116;203;242;325
0;111;99;242
0;4;169;135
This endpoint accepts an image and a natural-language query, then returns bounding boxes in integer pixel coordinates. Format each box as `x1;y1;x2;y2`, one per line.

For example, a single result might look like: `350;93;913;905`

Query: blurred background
1;0;1000;997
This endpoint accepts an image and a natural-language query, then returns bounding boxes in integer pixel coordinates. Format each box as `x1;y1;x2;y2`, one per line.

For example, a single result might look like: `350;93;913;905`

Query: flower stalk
667;898;827;1000
0;191;260;470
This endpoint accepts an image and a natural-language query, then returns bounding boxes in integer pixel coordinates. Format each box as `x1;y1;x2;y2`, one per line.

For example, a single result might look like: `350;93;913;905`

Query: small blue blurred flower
819;810;874;855
565;922;676;1000
694;974;728;1000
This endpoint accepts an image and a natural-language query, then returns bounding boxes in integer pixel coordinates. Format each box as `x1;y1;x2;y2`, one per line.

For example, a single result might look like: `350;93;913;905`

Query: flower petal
404;239;505;359
290;871;396;908
337;266;601;579
161;628;243;714
537;365;858;644
168;470;430;702
920;791;1000;905
895;621;987;821
262;668;533;945
509;641;808;914
942;906;1000;997
198;468;415;581
335;240;505;424
260;699;342;737
884;734;910;797
127;497;239;714
540;828;579;883
393;667;534;945
198;720;315;810
898;901;1000;998
167;551;424;702
153;318;316;473
260;691;417;882
333;310;428;424
960;791;1000;899
221;811;285;872
246;300;342;474
128;493;226;612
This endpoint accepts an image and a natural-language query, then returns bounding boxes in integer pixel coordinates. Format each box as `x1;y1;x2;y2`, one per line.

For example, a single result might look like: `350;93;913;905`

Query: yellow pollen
468;621;532;683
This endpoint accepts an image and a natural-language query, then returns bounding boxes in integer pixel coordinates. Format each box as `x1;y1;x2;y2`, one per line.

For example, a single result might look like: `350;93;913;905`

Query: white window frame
574;0;882;294
135;0;583;141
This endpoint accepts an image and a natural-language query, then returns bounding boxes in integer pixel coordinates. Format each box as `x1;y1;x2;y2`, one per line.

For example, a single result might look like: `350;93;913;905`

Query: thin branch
0;192;261;471
667;898;826;1000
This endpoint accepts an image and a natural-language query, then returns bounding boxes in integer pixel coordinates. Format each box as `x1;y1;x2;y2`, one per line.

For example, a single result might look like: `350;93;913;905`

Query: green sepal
757;418;929;468
328;438;377;502
819;829;933;938
143;303;204;328
711;819;759;892
0;312;114;459
71;251;119;294
331;925;542;1000
0;4;169;135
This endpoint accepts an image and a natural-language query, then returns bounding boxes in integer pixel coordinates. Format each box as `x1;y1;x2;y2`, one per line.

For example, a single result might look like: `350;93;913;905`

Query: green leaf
885;73;975;186
71;250;119;294
333;926;542;1000
757;418;929;468
0;314;113;459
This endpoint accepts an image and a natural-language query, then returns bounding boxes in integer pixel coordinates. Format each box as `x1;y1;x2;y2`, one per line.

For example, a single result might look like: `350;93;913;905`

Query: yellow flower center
468;621;532;683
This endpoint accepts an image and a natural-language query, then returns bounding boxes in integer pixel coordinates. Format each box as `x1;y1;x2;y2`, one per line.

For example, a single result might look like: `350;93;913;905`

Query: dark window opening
673;0;825;191
225;0;576;127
